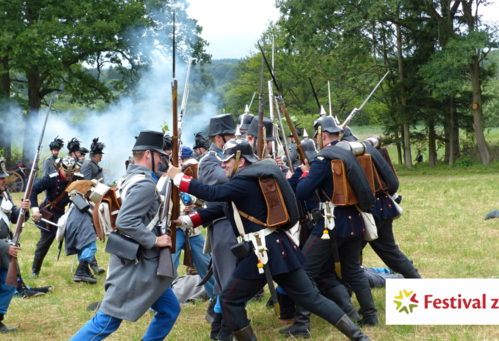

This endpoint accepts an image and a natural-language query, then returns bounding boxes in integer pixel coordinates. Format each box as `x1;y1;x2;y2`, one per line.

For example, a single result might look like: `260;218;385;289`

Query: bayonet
341;71;389;129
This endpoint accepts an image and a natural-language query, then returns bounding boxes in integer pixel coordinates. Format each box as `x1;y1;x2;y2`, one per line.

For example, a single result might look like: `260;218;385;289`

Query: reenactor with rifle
168;139;370;341
30;156;83;278
0;158;31;333
70;130;180;341
342;126;421;278
281;116;378;338
41;136;63;177
197;114;237;340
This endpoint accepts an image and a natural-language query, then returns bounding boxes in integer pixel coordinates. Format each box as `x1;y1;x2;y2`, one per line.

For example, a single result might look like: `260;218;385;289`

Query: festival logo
393;289;419;314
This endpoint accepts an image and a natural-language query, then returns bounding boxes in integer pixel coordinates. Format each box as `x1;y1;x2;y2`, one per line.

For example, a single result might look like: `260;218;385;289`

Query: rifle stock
182;229;194;267
6;97;54;287
157;176;175;278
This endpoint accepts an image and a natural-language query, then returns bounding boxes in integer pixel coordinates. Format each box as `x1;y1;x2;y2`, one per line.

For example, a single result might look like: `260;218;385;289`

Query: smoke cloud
4;11;218;183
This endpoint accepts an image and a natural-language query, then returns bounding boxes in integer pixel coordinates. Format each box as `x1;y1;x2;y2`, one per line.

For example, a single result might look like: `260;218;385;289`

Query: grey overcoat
80;159;103;181
99;164;176;321
197;144;237;296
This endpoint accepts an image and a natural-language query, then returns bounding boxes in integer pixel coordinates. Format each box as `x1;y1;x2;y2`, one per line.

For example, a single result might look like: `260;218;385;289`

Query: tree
1;0;210;162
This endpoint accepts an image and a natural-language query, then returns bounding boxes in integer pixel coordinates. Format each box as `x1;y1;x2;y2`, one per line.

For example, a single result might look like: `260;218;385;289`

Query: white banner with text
386;279;499;325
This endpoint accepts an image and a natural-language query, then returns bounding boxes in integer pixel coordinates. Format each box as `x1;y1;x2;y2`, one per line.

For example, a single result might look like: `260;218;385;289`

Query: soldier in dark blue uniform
197;114;237;340
281;117;378;337
342;127;421;278
30;156;82;278
168;139;370;341
0;159;31;333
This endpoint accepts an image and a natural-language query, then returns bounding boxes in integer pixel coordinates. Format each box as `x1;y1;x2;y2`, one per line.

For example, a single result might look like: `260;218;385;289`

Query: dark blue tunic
30;171;83;234
295;141;367;238
185;174;306;280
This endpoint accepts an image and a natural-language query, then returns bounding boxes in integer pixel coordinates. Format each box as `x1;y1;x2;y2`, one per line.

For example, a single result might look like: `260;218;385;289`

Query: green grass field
4;169;499;340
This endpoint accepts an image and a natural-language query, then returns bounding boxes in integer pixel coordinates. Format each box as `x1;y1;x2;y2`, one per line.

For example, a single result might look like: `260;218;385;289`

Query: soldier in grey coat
41;136;63;177
0;159;31;333
80;138;105;182
198;114;237;340
71;131;180;341
79;138;106;275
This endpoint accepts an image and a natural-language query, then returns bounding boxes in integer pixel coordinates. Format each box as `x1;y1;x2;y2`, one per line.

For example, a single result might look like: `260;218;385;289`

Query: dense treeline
1;1;498;168
223;1;499;167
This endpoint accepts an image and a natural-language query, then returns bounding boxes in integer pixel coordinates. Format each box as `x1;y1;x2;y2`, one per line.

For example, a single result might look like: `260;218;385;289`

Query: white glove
173;173;184;187
178;215;193;228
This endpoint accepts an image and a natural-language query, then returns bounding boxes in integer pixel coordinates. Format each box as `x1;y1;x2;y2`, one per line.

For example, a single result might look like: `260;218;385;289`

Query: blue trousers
0;268;16;314
171;231;214;298
77;242;97;263
70;286;180;341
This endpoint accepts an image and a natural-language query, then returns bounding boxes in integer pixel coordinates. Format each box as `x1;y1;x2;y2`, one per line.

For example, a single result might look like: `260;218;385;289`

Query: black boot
31;256;43;278
218;320;233;341
89;256;105;275
16;273;45;299
74;260;97;284
278;304;310;338
355;288;378;326
232;325;257;341
335;314;370;341
86;301;101;312
403;268;422;279
324;285;361;322
0;314;17;333
206;296;217;324
278;291;296;325
210;313;222;340
30;286;55;293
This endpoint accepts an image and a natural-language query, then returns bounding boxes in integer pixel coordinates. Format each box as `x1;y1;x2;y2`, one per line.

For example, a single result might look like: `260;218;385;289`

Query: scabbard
263;263;280;317
330;232;342;279
197;259;213;287
56;240;63;263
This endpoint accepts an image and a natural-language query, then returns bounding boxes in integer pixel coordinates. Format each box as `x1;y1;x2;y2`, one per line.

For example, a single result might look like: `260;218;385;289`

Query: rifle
248;92;257;112
308;77;321;110
6;97;53;287
340;71;389;129
258;42;307;164
270;84;293;172
157;176;175;278
178;57;194;149
170;10;178;253
256;40;266;159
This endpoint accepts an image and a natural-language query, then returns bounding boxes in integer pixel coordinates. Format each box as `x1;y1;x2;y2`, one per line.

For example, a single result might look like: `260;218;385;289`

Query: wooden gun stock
157;243;175;278
182;229;194;267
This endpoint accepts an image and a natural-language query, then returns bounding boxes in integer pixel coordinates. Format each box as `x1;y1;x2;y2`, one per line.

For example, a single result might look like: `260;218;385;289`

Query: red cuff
300;172;309;178
179;175;193;192
188;212;202;227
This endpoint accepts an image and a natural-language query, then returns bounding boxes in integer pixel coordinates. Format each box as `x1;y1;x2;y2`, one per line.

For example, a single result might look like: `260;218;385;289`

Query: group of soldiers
0;108;421;341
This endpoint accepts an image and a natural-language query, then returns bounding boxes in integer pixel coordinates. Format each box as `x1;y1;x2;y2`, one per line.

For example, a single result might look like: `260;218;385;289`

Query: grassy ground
4;170;499;341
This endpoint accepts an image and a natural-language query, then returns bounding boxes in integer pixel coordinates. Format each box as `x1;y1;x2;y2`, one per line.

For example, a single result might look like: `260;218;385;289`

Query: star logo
394;289;419;314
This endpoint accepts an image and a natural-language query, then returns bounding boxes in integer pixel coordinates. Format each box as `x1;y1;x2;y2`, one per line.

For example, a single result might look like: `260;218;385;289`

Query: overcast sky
186;0;499;61
186;0;280;60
